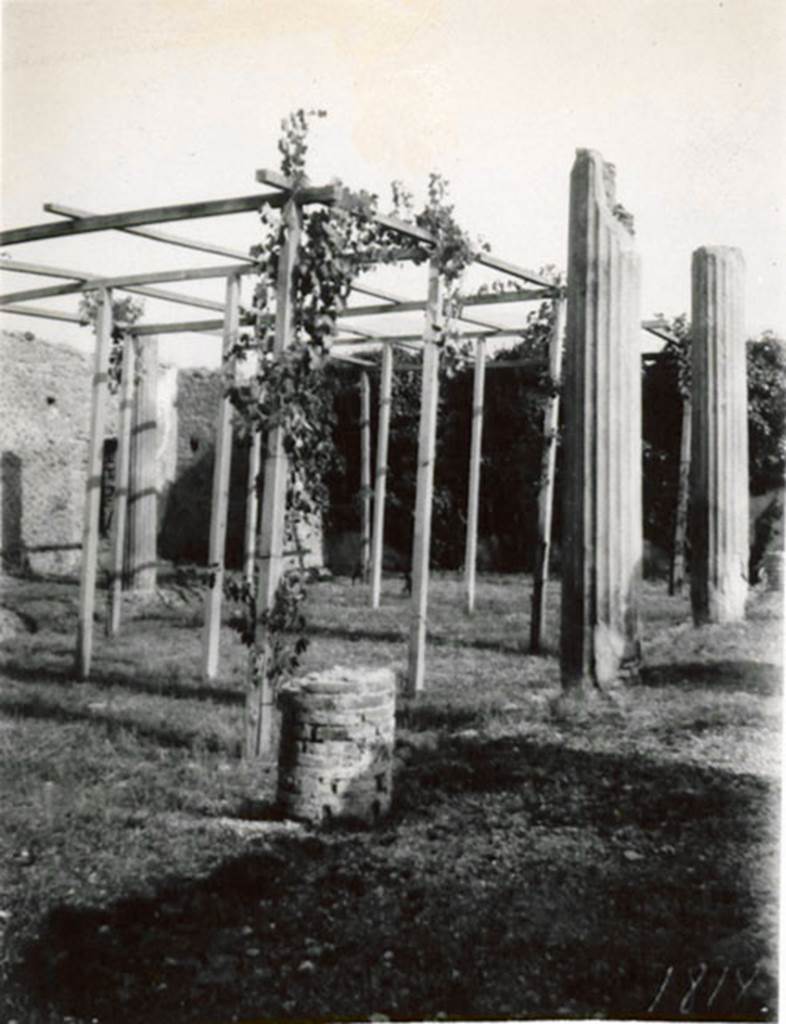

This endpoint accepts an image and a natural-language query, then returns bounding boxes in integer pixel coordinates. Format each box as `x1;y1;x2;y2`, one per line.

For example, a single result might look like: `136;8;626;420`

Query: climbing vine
78;291;145;393
225;109;492;696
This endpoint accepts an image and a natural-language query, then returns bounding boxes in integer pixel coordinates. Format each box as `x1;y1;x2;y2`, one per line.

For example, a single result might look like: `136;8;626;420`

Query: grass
0;571;781;1023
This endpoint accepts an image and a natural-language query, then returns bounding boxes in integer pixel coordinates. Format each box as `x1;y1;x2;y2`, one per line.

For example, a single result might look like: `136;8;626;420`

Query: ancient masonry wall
0;331;118;575
277;666;396;825
1;331;322;577
160;367;251;567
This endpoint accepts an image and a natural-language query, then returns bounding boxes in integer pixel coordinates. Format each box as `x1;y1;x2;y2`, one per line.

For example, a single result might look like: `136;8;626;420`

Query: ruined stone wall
0;331;119;576
1;333;323;577
160;368;239;566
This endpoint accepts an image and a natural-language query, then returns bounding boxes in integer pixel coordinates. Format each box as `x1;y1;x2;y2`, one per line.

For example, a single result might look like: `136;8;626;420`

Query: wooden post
359;370;372;580
246;198;300;758
244;431;262;585
669;394;692;594
201;273;241;681
127;336;159;591
406;260;443;695
106;333;135;637
370;343;393;608
75;287;112;679
530;297;566;650
464;336;487;613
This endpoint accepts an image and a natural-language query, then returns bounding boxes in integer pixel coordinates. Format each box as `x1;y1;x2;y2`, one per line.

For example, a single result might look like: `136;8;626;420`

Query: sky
1;0;784;368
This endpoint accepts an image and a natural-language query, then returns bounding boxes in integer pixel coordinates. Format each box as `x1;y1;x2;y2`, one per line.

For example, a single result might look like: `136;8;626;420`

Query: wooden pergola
1;166;675;752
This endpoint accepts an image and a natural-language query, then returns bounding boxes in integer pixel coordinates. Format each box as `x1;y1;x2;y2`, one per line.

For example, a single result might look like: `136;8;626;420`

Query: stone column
689;247;748;623
127;336;158;591
560;149;642;691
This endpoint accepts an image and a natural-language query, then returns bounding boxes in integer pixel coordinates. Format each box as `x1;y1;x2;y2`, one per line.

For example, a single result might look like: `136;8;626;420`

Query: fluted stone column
689;247;748;623
127;336;158;591
560;149;642;690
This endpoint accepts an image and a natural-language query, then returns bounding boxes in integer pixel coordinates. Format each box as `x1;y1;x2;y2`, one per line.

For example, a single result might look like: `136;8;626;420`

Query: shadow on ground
11;734;777;1024
638;660;782;696
0;693;237;754
0;657;245;706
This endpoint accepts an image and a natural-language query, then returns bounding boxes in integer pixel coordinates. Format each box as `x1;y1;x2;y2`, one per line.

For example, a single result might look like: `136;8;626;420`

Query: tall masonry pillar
560;149;643;690
128;336;158;591
689;247;748;623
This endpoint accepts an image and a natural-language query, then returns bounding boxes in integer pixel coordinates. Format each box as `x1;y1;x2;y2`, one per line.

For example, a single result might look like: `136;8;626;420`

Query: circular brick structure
277;666;396;826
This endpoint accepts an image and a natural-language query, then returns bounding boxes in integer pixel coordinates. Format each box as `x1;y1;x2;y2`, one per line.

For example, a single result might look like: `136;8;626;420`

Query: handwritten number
647;965;673;1014
679;962;707;1014
707;965;728;1008
735;966;759;1003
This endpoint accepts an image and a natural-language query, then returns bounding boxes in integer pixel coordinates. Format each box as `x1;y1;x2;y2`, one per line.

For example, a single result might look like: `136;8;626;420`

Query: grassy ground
0;571;781;1023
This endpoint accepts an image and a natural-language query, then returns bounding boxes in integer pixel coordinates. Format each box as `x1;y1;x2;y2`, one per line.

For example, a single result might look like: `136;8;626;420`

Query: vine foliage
78;292;145;393
226;109;489;699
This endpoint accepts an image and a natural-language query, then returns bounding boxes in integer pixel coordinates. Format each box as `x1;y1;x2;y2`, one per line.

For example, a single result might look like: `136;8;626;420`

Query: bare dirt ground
0;572;781;1023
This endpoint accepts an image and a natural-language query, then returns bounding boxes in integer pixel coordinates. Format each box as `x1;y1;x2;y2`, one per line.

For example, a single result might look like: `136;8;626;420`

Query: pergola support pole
405;260;443;696
127;337;159;592
201;273;241;681
106;333;135;637
359;371;372;580
464;336;487;614
75;287;113;679
244;431;262;586
370;344;393;608
246;199;301;759
669;394;692;594
530;297;566;650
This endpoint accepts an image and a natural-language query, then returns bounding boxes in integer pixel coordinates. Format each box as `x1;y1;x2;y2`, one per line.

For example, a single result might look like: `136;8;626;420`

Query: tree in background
324;297;556;572
641;323;785;581
327;314;784;579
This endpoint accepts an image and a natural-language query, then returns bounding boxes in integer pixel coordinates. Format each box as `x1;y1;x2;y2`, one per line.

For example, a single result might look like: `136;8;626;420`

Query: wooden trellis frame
1;166;673;733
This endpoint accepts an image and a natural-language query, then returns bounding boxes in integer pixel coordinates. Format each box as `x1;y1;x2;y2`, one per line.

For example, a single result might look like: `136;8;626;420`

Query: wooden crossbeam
0;258;87;279
132;318;223;336
0;262;257;305
341;298;508;335
0;257;230;313
343;299;425;317
331;353;378;368
255;168;294;190
0;185;337;247
351;282;405;304
257;168;562;289
642;318;678;345
332;327;527;346
475;252;558;289
46;203;257;263
0;303;87;324
456;287;554;306
333;317;666;350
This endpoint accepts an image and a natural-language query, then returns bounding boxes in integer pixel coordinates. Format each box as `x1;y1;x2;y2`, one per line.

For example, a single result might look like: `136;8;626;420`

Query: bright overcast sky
1;0;784;367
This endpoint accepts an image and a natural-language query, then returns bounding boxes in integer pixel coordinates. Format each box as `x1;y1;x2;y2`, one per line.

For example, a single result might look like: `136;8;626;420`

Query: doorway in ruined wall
1;451;23;571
